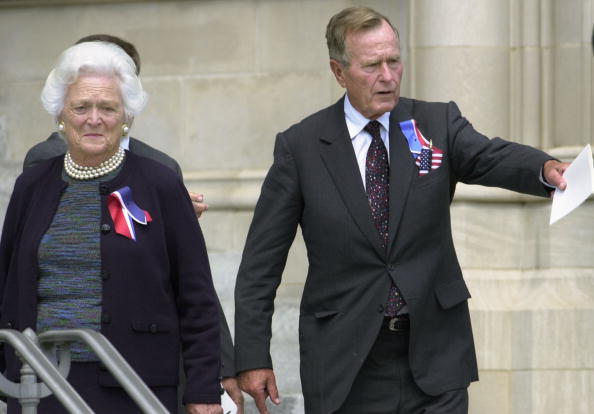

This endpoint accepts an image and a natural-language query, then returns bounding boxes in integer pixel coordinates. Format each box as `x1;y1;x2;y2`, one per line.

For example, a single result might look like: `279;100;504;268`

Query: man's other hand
189;192;209;218
237;369;280;414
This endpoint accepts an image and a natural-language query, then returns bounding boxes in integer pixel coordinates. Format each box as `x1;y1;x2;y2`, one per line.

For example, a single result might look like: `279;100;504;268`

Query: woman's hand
185;403;223;414
222;377;245;413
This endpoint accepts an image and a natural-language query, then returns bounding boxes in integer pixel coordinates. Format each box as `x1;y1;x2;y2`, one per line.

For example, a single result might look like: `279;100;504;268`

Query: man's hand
543;160;570;193
185;403;223;414
237;369;280;414
189;192;209;218
222;377;245;414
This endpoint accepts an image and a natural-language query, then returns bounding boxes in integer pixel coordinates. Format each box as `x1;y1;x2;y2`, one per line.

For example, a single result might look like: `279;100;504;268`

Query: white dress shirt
344;96;409;315
344;95;391;191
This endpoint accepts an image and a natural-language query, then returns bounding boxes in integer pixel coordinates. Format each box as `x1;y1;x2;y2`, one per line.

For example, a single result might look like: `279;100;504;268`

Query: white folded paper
550;144;594;225
221;389;238;414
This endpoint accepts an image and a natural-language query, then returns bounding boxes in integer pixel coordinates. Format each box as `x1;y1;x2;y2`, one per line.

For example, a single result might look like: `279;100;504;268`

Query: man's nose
378;62;395;81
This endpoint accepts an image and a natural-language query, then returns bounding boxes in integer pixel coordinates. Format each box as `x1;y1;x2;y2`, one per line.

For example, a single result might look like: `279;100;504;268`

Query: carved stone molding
0;0;175;8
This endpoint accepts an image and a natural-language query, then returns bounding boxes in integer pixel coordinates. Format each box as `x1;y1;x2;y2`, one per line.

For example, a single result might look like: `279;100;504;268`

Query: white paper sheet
550;144;594;225
221;389;238;414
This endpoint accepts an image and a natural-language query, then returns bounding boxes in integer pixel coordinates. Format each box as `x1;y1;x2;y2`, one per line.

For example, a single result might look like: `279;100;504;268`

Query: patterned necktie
364;121;406;316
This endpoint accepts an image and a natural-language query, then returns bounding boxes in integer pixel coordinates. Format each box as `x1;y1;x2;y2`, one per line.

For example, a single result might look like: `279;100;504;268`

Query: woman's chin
71;146;116;163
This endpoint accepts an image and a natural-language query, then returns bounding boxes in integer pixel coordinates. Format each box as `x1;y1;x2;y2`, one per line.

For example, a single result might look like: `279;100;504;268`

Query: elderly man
234;6;568;414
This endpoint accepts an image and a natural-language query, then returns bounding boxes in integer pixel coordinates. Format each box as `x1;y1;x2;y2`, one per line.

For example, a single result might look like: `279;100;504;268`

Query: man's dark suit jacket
23;132;235;378
234;97;553;414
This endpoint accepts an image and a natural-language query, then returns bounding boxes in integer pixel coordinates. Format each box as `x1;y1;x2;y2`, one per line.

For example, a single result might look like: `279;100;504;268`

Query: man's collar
344;94;391;139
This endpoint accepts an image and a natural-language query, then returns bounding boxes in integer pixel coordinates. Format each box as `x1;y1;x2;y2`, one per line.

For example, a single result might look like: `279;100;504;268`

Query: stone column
550;0;594;149
410;0;513;139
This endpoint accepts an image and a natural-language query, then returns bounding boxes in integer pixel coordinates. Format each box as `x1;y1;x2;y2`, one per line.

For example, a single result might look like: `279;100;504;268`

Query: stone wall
0;1;592;413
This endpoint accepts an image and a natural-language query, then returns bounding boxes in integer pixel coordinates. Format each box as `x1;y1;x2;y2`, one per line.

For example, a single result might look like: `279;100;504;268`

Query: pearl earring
58;121;65;132
122;124;130;136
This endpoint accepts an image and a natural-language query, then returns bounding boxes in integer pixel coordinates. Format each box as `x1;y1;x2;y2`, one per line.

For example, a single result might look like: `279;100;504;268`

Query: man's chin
375;100;398;115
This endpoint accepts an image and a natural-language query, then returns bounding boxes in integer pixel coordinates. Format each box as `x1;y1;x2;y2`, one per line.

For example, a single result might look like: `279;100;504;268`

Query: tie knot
364;121;382;140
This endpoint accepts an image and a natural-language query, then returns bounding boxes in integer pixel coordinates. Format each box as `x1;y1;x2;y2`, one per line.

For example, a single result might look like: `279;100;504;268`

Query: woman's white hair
41;41;148;121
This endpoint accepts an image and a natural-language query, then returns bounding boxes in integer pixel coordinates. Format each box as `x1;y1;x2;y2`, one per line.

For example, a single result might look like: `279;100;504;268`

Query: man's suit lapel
387;99;416;249
319;100;385;258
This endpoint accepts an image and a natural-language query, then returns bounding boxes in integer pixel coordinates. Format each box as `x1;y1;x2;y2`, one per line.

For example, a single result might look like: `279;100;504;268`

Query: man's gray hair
325;6;398;66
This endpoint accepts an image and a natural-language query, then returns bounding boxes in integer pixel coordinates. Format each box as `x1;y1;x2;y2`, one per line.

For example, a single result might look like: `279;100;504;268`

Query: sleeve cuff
539;166;557;189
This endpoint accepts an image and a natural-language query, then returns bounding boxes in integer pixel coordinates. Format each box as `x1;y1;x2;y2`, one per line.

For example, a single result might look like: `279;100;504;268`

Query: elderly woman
0;42;222;414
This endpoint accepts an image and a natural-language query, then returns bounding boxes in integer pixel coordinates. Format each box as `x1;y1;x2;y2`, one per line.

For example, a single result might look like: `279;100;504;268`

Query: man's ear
329;59;347;88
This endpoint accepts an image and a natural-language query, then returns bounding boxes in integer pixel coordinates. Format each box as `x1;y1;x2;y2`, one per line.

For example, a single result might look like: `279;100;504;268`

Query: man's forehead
346;20;397;38
346;29;400;56
346;24;398;47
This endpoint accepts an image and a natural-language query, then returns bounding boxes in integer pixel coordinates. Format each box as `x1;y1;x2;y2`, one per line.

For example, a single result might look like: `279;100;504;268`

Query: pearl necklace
64;147;125;180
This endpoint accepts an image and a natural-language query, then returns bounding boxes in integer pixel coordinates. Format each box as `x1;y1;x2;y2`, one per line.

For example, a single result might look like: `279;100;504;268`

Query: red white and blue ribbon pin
399;119;443;175
107;186;152;241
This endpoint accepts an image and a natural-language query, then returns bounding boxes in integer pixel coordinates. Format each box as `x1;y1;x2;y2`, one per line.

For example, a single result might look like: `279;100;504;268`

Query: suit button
378;304;384;313
101;270;110;280
149;324;158;333
102;313;111;324
99;184;110;195
6;322;12;329
100;224;111;234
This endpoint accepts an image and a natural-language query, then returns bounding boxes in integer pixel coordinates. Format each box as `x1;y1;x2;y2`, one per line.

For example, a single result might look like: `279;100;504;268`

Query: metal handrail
0;328;93;414
38;329;169;414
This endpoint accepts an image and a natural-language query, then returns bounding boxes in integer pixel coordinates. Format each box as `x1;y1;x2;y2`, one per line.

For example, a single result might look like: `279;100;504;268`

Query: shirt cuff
539;167;557;189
